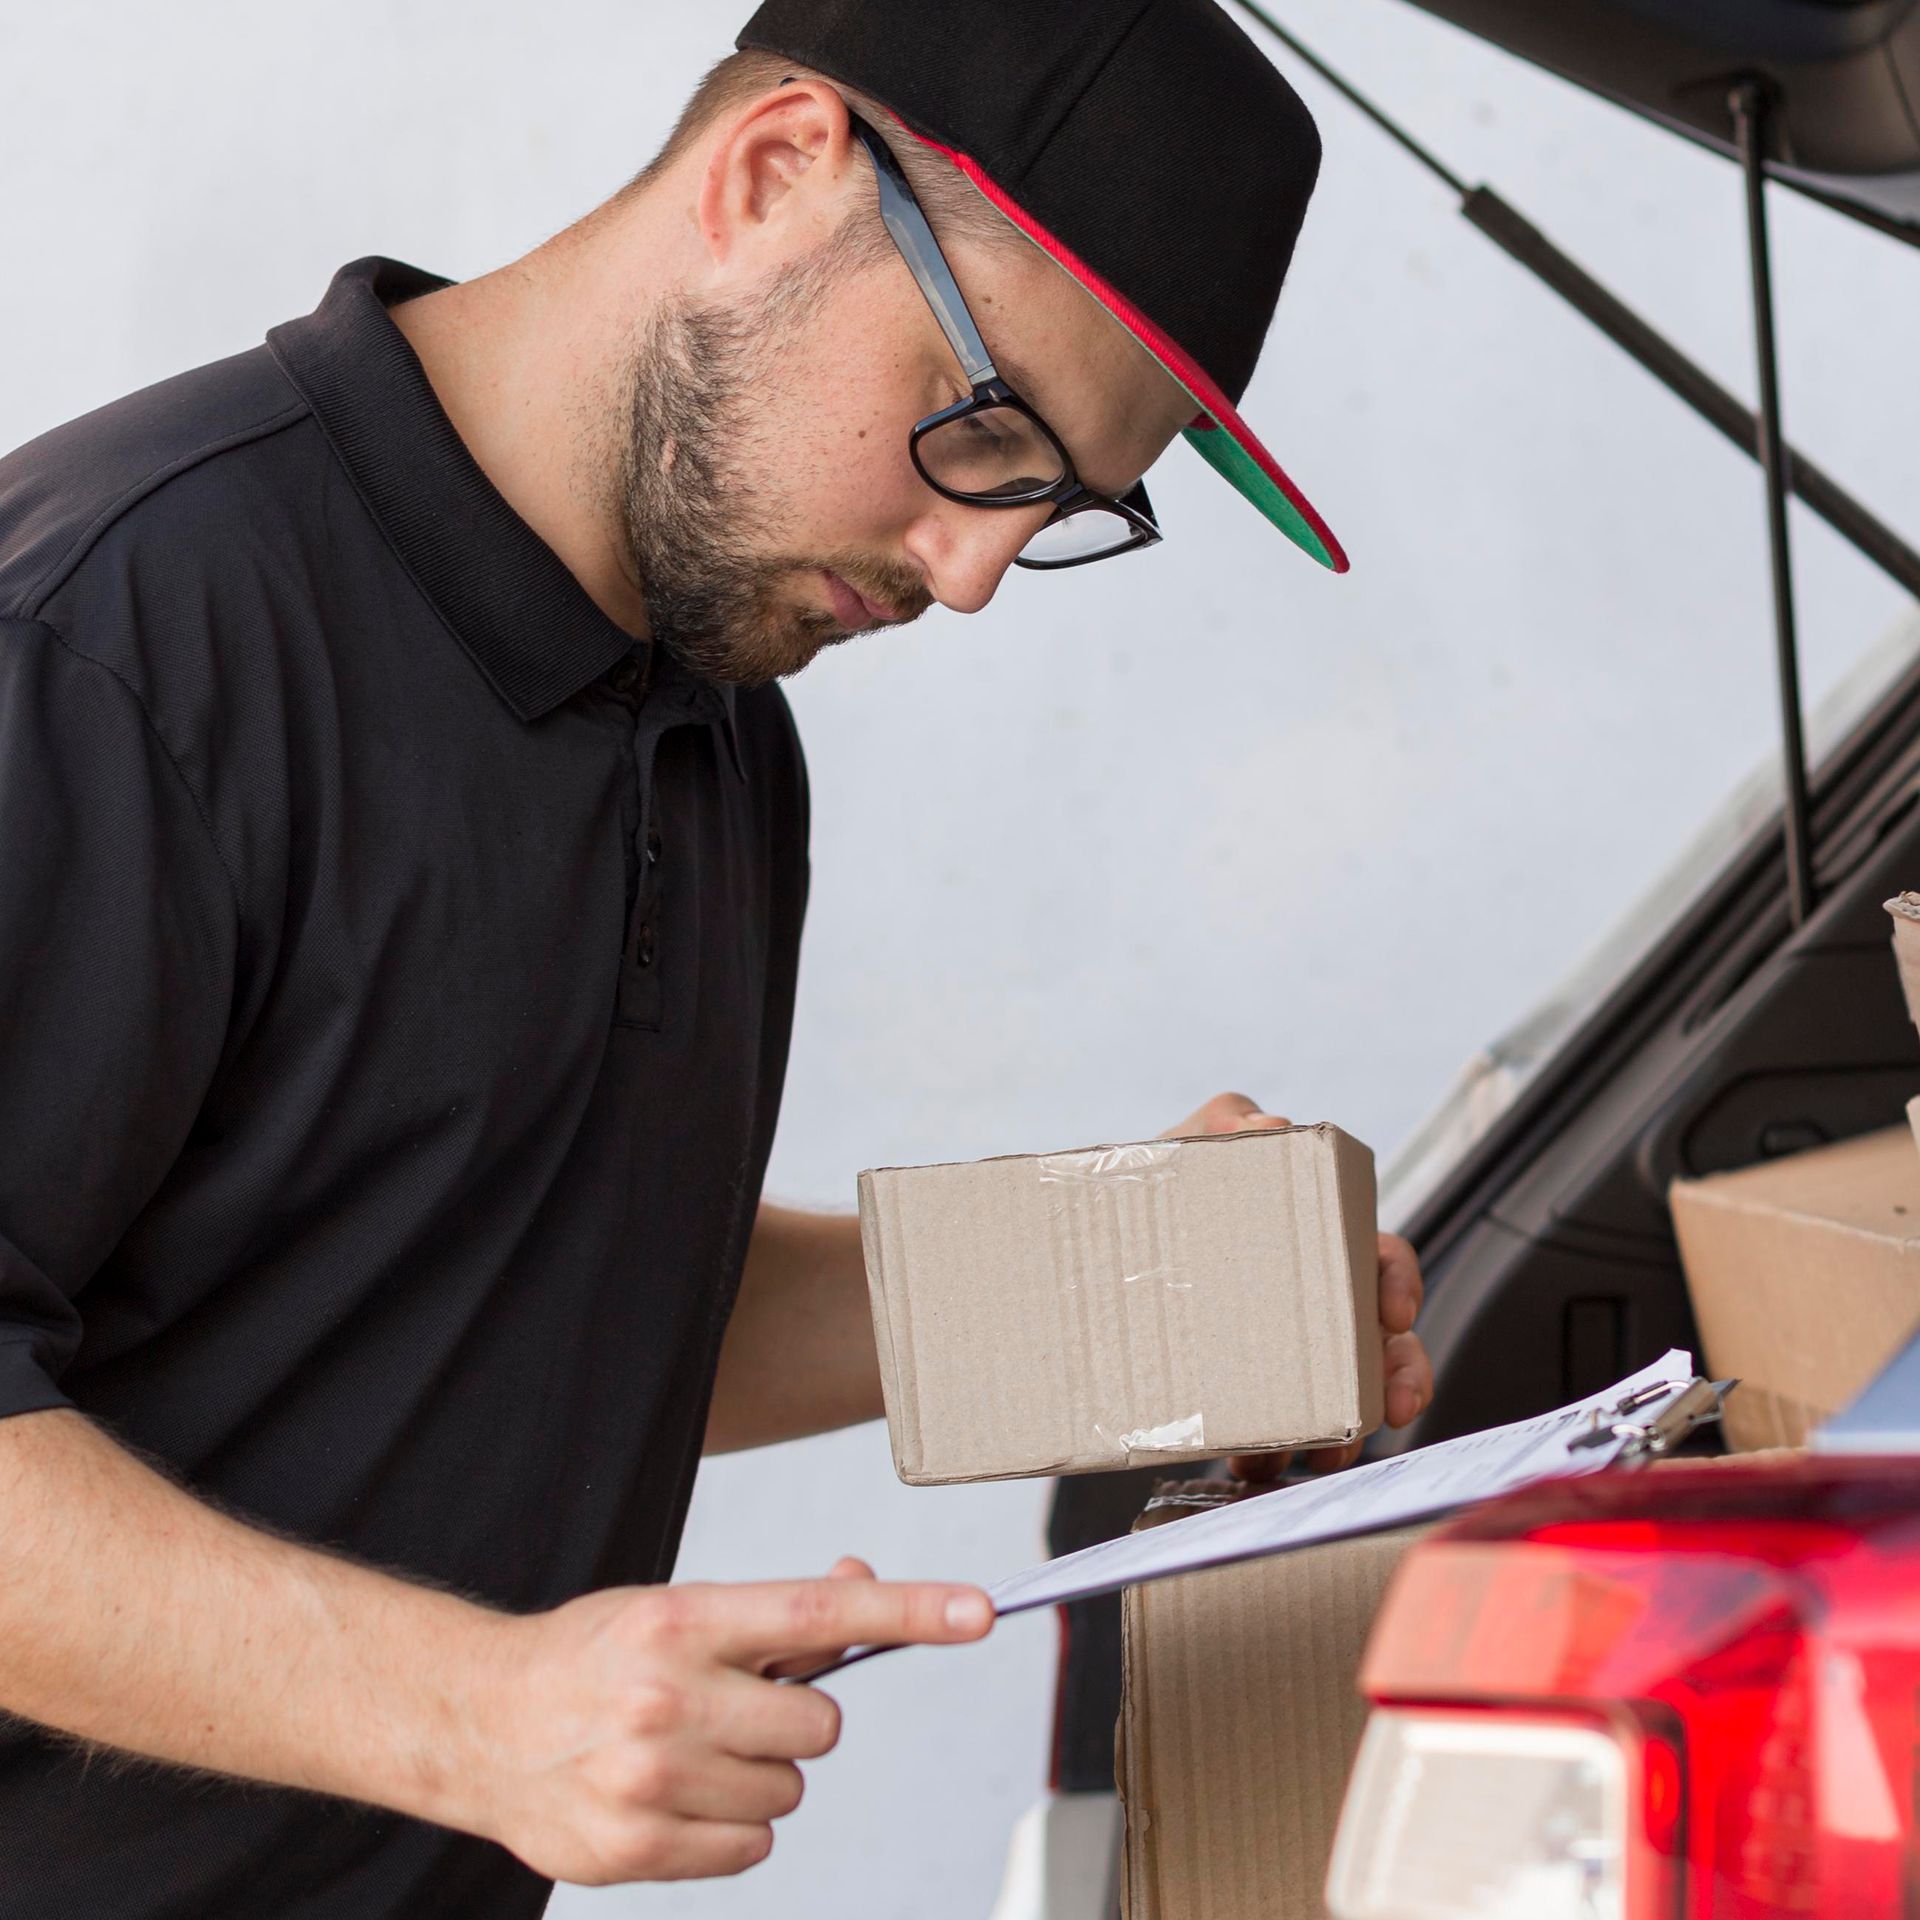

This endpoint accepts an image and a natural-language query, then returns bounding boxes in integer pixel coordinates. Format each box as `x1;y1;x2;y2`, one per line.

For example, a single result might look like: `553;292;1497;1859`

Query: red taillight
1339;1457;1920;1919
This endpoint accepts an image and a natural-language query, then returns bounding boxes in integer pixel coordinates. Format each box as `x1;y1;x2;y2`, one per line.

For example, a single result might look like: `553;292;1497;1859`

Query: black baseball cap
735;0;1347;572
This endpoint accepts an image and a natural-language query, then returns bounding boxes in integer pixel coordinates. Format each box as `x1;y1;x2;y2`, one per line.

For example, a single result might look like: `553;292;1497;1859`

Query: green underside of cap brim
1182;423;1337;570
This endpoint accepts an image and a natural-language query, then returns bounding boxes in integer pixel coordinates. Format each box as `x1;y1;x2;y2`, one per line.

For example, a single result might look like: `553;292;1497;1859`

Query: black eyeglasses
848;111;1163;571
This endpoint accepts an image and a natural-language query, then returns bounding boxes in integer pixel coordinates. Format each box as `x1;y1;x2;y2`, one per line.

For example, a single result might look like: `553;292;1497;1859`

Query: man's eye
957;413;1012;445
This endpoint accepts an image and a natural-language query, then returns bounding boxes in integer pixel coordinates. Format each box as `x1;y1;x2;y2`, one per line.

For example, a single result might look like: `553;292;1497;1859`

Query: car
996;2;1920;1913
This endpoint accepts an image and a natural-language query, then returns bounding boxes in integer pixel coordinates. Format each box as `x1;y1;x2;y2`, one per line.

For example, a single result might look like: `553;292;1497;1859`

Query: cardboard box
1671;1126;1920;1450
1118;1482;1431;1920
858;1125;1383;1485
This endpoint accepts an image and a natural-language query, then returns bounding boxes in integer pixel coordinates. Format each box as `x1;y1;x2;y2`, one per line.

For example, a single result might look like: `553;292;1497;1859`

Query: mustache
821;554;935;626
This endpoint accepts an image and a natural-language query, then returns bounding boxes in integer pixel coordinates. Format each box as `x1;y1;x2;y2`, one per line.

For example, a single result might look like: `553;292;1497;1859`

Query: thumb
1162;1092;1296;1139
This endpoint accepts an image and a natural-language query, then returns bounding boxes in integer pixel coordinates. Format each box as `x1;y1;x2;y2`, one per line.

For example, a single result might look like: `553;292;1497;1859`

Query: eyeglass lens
915;401;1067;501
1019;507;1148;566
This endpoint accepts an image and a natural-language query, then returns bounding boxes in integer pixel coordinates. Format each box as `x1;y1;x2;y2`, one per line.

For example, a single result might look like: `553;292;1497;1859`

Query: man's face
618;206;1196;688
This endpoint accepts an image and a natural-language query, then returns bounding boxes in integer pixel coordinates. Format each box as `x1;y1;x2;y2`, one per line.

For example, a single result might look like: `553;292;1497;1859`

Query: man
0;1;1431;1912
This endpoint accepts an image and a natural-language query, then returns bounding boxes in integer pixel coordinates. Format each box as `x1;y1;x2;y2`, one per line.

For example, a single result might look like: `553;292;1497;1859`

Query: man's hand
0;1413;987;1895
1159;1091;1435;1481
469;1564;992;1886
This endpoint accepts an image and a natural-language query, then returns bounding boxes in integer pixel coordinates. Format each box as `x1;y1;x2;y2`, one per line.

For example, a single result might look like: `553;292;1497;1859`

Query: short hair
623;48;1018;259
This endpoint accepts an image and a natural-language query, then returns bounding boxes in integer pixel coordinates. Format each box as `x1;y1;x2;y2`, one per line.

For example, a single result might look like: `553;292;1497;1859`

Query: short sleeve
0;618;236;1417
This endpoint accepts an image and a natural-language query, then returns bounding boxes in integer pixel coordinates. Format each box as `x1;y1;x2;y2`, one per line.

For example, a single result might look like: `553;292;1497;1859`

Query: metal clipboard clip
1567;1376;1740;1458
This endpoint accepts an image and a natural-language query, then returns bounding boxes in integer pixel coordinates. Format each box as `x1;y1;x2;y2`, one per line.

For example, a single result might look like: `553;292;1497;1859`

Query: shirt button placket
614;651;667;1031
637;829;662;974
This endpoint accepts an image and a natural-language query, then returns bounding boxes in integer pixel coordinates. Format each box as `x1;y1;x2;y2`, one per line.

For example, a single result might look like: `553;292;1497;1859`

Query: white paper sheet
985;1348;1699;1616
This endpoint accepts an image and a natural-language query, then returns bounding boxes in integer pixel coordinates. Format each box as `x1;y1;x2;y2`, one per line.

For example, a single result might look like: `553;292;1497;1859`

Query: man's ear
695;79;857;277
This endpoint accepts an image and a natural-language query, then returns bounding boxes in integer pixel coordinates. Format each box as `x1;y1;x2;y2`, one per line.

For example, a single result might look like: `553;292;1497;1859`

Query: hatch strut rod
1731;79;1814;924
1213;1;1920;606
1222;0;1920;610
1225;4;1920;908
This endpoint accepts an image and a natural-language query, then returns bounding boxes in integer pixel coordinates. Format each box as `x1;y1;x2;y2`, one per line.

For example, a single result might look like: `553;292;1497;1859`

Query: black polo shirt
0;258;809;1917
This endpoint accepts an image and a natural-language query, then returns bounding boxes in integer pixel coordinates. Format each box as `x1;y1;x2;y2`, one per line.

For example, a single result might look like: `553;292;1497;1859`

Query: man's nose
904;499;1051;616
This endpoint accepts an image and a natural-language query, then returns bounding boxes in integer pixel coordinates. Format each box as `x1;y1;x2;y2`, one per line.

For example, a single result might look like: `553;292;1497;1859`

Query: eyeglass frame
844;109;1163;572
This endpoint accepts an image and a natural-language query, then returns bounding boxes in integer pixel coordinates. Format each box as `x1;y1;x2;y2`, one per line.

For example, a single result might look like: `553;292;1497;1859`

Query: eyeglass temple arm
849;117;1000;388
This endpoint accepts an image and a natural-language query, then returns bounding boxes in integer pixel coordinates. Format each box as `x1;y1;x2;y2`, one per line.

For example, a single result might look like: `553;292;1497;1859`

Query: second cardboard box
1672;1125;1920;1450
1120;1483;1432;1920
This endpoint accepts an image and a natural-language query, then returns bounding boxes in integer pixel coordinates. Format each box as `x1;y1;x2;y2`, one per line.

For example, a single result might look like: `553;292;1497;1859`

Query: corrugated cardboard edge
1330;1129;1385;1441
861;1120;1350;1182
856;1168;924;1482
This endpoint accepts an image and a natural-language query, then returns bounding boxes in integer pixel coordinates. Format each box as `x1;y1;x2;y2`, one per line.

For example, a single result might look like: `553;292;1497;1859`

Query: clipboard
811;1355;1737;1678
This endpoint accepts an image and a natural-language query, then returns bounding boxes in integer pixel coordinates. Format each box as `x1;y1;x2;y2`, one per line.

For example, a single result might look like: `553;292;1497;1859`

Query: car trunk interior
1045;0;1920;1799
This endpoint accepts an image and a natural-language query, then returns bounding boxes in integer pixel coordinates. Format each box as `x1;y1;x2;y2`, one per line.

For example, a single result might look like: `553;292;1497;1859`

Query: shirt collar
266;256;741;768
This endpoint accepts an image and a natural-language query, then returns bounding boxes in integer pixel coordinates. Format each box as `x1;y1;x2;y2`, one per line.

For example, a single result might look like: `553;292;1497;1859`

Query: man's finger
761;1558;879;1678
1301;1438;1366;1475
690;1579;995;1665
761;1651;841;1683
616;1815;775;1883
642;1749;809;1825
707;1671;845;1761
1159;1092;1295;1139
1378;1233;1423;1334
1383;1330;1434;1428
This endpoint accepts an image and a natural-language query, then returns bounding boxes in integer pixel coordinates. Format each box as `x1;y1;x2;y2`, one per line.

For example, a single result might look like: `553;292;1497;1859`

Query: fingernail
946;1593;991;1634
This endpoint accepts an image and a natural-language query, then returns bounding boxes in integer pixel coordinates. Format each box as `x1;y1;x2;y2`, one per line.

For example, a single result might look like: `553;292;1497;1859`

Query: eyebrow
988;344;1046;405
987;346;1085;464
993;345;1161;498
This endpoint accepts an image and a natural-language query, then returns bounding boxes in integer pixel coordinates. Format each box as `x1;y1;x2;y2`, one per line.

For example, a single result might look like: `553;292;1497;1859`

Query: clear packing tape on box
1036;1141;1205;1461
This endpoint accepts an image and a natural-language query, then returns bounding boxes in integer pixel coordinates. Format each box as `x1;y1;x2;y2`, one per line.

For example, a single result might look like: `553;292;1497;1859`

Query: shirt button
646;832;662;867
609;659;641;695
636;923;656;968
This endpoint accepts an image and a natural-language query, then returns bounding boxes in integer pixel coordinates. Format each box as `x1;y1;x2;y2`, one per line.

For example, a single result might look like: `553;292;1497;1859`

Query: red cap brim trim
890;115;1349;575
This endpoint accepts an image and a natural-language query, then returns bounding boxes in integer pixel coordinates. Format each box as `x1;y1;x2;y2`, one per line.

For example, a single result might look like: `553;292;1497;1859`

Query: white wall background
6;3;1917;1914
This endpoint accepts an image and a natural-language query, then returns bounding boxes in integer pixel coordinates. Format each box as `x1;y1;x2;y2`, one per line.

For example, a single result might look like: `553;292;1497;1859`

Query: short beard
616;255;927;690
